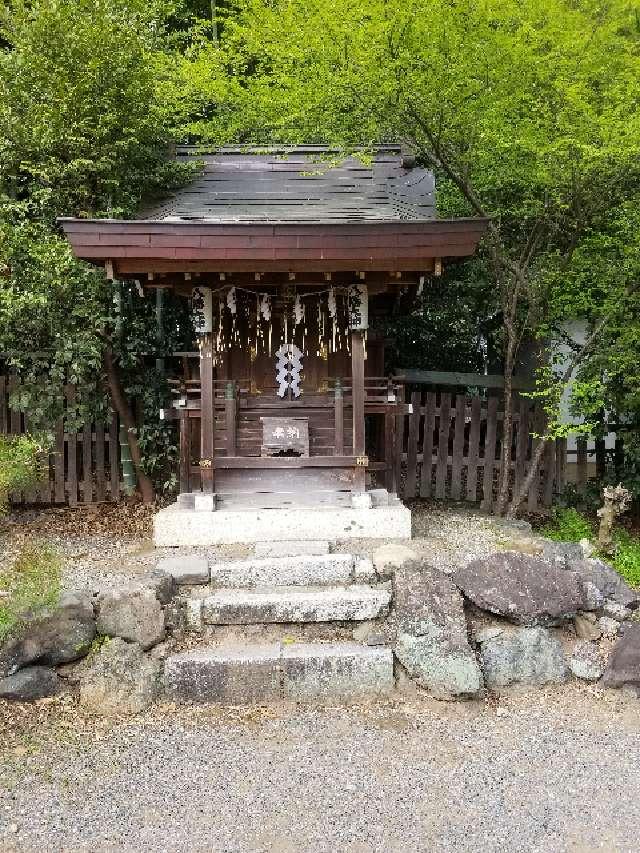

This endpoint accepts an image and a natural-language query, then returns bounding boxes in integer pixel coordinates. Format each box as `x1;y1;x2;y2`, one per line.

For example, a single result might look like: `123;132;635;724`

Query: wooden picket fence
0;375;121;506
393;389;567;511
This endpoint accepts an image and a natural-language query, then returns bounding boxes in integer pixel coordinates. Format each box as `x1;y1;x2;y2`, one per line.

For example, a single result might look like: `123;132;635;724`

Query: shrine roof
136;145;436;223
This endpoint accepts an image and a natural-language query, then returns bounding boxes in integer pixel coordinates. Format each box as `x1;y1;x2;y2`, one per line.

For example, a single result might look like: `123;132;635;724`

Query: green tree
0;0;192;500
158;0;640;514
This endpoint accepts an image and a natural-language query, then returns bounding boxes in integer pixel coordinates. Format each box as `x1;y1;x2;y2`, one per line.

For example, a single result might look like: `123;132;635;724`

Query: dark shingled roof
138;145;436;223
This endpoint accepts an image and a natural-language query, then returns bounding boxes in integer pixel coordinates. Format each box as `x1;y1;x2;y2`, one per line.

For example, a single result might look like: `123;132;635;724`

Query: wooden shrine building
61;145;487;529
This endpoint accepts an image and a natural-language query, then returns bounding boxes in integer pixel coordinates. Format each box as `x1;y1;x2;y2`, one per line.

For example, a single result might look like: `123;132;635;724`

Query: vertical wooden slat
435;392;451;500
450;394;467;501
543;436;555;507
527;406;544;512
0;375;6;434
199;339;215;495
576;437;588;492
66;385;78;507
419;391;436;498
95;423;106;502
384;410;395;492
514;398;530;500
109;413;120;500
225;383;237;456
82;423;93;503
351;331;366;457
404;391;421;499
334;382;344;455
481;396;499;511
394;411;404;498
54;412;65;504
556;437;567;494
179;410;191;494
465;396;482;502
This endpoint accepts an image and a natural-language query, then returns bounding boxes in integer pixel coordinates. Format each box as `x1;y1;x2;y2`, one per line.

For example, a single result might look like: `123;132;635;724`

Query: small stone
80;637;160;716
97;585;165;650
599;617;620;638
353;558;376;583
372;544;418;580
574;614;602;641
570;641;605;681
0;666;60;701
141;570;177;604
183;598;204;632
156;555;210;586
603;601;631;621
579;538;595;558
582;581;604;611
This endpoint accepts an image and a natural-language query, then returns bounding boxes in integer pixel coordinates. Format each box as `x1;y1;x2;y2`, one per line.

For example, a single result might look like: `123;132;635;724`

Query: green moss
541;508;594;543
0;543;61;642
608;532;640;589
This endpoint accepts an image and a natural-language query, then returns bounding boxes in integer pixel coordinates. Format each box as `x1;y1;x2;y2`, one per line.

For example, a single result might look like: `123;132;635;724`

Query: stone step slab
195;585;391;626
254;540;331;558
163;642;394;703
209;554;370;588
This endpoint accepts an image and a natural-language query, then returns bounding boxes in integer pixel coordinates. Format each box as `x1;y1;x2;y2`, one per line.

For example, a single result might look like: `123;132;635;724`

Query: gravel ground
1;686;639;852
1;502;508;592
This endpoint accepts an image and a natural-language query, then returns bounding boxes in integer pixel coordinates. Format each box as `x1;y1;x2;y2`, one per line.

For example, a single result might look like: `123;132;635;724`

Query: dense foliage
0;0;639;509
0;433;47;513
0;542;61;640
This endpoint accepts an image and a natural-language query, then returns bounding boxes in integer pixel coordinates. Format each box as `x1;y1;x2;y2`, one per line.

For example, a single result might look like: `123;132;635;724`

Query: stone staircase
161;545;395;703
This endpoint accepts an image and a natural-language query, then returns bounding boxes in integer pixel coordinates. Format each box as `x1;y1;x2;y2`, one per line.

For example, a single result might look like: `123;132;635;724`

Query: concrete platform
163;642;394;703
197;584;391;625
153;502;412;546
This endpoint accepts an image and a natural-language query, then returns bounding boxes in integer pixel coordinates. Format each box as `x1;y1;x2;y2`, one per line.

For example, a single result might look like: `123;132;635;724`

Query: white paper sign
348;282;368;331
192;286;213;334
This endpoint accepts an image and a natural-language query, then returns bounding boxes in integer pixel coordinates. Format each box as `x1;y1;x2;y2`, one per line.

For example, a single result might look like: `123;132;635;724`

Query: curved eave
58;217;488;274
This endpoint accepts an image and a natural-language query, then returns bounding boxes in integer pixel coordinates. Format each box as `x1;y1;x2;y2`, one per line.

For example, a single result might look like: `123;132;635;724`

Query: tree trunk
506;434;548;518
103;346;155;503
495;321;517;515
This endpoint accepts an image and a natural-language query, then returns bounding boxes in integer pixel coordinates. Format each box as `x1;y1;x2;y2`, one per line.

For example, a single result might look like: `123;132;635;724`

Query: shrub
0;434;49;514
541;507;594;543
609;532;640;589
0;542;61;641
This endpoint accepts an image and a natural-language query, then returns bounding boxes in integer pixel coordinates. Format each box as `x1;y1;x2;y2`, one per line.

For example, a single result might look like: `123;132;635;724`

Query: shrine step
209;554;375;588
187;584;391;627
254;540;331;558
163;642;394;703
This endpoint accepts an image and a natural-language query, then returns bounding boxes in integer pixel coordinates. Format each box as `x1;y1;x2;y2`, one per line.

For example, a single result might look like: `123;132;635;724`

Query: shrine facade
61;145;487;537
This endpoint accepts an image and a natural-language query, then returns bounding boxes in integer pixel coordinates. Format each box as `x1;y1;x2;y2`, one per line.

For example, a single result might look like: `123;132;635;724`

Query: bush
0;434;49;514
609;532;640;589
541;507;594;542
0;542;61;641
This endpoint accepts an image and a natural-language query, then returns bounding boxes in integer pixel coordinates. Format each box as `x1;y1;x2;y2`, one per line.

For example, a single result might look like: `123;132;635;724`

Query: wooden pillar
199;337;215;494
225;381;237;456
351;330;366;492
334;378;344;455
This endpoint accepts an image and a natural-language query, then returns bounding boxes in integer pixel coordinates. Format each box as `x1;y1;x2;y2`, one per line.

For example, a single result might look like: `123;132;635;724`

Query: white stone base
153;502;412;546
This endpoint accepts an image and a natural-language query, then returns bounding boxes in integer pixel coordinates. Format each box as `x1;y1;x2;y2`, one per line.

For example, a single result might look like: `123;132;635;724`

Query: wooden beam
199;337;215;494
351;330;366;492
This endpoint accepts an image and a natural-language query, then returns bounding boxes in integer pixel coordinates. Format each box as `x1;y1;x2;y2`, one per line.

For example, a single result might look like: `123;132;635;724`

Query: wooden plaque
261;417;310;457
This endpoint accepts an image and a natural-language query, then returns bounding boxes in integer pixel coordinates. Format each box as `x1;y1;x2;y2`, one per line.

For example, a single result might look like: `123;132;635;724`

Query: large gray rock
570;642;605;681
566;558;640;609
80;638;160;715
0;590;96;677
601;623;640;689
97;585;165;650
480;627;568;688
393;562;483;699
454;552;586;626
0;666;60;701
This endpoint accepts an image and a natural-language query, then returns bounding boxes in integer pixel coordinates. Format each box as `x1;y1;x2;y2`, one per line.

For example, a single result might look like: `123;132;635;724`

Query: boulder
79;637;160;715
539;540;585;567
393;562;483;698
373;544;418;580
480;627;568;688
454;552;586;626
0;666;60;701
97;585;165;650
570;642;605;681
141;570;177;605
0;590;96;677
601;623;640;689
566;558;640;609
